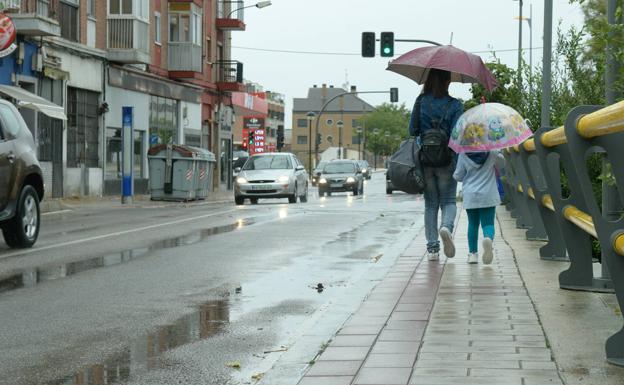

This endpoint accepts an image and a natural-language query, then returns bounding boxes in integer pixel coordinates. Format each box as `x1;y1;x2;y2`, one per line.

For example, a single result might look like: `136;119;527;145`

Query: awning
0;85;67;121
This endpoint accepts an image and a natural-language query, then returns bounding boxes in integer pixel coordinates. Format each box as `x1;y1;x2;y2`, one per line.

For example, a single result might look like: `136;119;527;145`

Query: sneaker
482;237;494;265
426;251;439;261
439;227;456;258
467;253;478;264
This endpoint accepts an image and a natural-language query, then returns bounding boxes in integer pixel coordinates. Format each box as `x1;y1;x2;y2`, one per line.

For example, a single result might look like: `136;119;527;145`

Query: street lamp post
226;0;272;18
372;128;380;170
336;120;344;159
356;126;363;160
515;3;532;78
514;0;523;87
306;111;316;172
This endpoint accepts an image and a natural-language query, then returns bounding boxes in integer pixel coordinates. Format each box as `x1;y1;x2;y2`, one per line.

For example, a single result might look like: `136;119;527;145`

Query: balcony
215;0;245;31
216;60;244;92
5;0;60;36
107;17;150;64
168;42;202;77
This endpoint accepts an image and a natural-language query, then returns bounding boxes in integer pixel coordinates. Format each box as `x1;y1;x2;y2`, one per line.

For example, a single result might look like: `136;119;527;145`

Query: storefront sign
243;117;265;155
0;13;17;58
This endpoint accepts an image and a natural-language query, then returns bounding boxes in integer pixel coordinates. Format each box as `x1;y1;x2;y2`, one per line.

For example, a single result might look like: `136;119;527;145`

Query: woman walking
408;69;464;261
453;151;505;264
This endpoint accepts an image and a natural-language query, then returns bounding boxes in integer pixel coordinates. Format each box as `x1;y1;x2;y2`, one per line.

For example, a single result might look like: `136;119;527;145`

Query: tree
360;103;410;157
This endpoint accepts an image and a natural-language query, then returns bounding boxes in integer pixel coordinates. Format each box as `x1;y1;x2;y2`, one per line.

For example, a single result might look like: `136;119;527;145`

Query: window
67;88;100;168
168;3;201;45
59;1;79;42
205;37;212;63
0;104;21;137
297;135;307;145
352;119;360;128
106;128;144;179
352;135;362;145
297;119;307;128
154;12;161;44
149;95;179;144
87;0;95;17
109;0;132;14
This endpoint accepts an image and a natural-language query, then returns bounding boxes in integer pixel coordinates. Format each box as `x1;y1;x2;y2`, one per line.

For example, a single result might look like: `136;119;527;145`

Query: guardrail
502;100;624;366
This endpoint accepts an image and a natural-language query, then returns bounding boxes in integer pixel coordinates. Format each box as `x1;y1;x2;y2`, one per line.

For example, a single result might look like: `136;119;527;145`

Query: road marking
42;209;73;216
0;208;238;260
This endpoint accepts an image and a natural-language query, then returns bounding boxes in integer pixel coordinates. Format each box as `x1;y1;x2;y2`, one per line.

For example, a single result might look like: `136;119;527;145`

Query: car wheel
235;196;245;205
386;188;393;194
288;194;297;203
300;184;308;203
353;185;359;196
250;198;258;204
2;185;40;248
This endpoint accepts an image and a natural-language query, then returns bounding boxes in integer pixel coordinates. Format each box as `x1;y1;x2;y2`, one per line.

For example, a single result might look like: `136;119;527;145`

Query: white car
234;153;309;205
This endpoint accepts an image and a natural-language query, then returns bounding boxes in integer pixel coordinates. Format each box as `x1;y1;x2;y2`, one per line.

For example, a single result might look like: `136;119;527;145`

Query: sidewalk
40;190;233;213
294;206;624;385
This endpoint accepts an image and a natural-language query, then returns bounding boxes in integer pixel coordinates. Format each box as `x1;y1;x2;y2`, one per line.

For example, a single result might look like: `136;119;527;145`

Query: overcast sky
232;0;585;129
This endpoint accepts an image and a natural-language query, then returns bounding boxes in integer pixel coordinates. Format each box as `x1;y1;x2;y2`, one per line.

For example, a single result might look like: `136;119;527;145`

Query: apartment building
0;0;250;197
292;84;374;171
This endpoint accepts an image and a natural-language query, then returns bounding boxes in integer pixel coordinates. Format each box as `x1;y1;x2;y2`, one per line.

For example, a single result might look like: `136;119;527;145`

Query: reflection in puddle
46;300;230;385
0;219;255;294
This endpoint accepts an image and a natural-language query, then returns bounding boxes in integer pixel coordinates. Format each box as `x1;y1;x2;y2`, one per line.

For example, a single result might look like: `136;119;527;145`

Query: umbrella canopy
449;103;533;153
387;45;498;91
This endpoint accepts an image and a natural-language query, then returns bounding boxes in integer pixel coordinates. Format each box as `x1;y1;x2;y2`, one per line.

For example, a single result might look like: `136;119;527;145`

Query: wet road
0;172;425;385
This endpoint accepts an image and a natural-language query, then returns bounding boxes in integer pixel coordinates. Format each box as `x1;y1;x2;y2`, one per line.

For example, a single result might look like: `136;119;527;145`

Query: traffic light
276;125;284;151
248;130;255;147
361;32;375;57
390;87;399;103
316;133;322;146
380;32;394;57
242;129;249;149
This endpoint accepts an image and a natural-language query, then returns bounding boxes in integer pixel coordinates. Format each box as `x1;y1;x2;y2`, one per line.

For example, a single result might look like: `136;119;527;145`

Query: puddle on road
44;299;230;385
0;219;255;294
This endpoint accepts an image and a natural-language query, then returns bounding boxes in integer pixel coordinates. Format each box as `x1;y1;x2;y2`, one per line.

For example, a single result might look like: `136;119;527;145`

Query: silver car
234;153;309;205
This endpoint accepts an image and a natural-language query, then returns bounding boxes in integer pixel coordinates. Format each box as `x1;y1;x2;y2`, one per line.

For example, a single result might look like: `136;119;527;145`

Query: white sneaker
439;227;456;258
482;237;494;265
467;253;478;264
426;251;440;261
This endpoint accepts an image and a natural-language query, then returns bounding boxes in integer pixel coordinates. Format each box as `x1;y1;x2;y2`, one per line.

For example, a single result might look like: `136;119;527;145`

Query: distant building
292;84;374;170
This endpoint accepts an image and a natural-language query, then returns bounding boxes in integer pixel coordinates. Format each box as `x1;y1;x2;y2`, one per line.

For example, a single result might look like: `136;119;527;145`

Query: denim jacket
408;94;464;139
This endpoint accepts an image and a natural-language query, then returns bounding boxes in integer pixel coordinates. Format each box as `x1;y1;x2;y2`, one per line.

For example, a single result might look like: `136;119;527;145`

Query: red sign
243;117;266;155
0;14;17;58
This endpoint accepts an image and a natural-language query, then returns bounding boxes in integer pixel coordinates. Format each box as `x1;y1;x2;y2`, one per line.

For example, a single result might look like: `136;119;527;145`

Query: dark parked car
358;160;372;180
311;161;327;186
232;150;249;181
386;171;395;194
0;100;44;248
317;160;364;197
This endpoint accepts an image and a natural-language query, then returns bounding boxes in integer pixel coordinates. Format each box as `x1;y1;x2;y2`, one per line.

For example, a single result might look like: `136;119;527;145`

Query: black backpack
417;98;454;167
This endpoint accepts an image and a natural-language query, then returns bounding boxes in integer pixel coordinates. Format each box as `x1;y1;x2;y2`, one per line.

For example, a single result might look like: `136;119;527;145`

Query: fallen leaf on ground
372;254;383;262
251;373;264;381
226;361;241;369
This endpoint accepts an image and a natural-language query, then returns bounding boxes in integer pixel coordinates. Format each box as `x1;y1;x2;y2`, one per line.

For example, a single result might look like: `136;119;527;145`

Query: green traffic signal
380;32;394;57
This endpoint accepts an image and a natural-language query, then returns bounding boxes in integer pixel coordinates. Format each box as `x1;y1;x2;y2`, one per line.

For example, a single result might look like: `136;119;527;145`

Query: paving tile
409;376;521;385
378;328;424;341
306;360;362;376
411;367;468;377
417;352;468;360
330;335;377;347
415;359;520;369
469;368;561;379
385;320;427;330
318;347;370;361
363;353;417;368
470;352;551;361
520;361;558;370
343;316;388;327
339;325;383;335
389;311;430;321
370;341;420;354
353;367;412;385
395;303;432;312
298;376;354;385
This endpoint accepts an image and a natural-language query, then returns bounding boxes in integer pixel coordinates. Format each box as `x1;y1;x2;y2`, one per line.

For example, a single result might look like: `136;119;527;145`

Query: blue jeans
423;164;457;252
466;207;496;253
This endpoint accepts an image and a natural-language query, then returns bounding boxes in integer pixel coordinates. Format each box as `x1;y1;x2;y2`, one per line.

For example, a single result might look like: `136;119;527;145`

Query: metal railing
216;60;243;84
0;0;20;11
16;0;57;17
502;99;624;367
168;42;203;73
107;17;149;52
217;0;245;21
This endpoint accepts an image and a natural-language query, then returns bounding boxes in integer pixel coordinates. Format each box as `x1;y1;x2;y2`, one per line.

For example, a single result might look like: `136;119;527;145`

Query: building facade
292;84;374;171
0;0;250;197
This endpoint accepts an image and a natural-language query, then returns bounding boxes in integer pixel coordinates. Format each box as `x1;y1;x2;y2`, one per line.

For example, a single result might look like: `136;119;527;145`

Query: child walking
453;151;505;264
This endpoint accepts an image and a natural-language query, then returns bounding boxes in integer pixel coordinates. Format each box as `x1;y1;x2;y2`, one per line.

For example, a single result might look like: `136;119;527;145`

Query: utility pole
517;0;523;88
540;0;553;129
602;0;622;279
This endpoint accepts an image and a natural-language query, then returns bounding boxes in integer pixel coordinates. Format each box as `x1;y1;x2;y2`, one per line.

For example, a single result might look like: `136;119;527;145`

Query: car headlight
319;178;327;184
236;177;248;184
278;175;290;183
346;177;356;183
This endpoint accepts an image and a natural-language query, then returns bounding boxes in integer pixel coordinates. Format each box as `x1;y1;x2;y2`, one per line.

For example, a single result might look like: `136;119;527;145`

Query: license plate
251;185;270;190
331;183;342;188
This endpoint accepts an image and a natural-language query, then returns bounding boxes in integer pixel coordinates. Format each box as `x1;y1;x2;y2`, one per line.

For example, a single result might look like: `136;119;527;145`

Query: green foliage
361;103;411;156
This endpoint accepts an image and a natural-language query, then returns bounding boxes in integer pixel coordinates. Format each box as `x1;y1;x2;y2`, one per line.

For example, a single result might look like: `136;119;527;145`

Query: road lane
0;173;425;385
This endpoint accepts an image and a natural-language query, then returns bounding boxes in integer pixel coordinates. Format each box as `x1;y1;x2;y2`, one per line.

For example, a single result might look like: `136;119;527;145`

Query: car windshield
314;162;327;170
323;162;356;174
243;155;292;170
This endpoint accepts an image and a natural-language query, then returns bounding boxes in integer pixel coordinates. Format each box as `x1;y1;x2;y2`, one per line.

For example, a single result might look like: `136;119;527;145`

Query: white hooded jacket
453;151;505;210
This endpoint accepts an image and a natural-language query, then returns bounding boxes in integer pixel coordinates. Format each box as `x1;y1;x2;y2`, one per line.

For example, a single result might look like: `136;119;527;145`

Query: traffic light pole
386;38;442;46
314;90;395;164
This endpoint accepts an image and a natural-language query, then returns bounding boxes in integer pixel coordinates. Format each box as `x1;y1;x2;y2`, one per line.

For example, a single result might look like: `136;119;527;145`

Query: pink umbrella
386;45;498;91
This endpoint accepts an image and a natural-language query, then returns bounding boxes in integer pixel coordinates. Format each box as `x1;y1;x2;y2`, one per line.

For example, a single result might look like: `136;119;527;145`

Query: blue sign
122;107;133;202
150;134;159;145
